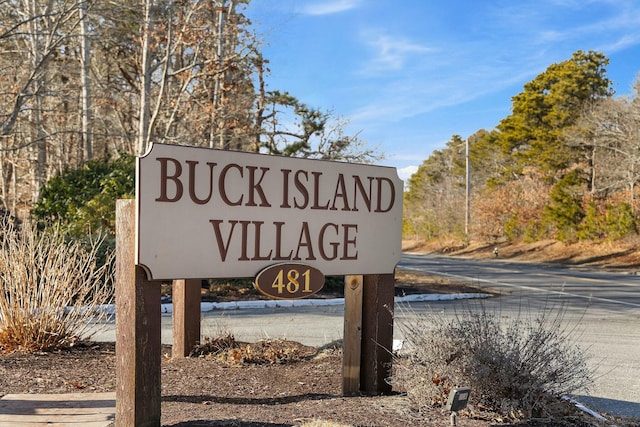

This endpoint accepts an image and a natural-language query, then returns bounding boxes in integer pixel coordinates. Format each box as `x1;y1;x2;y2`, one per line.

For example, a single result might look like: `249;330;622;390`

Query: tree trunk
137;0;153;155
80;0;93;161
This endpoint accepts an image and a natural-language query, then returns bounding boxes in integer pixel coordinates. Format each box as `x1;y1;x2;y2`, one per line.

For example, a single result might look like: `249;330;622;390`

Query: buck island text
154;157;397;264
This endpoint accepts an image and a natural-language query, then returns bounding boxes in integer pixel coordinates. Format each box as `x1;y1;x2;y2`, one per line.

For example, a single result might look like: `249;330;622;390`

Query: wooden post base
172;279;202;358
115;200;161;426
342;273;394;396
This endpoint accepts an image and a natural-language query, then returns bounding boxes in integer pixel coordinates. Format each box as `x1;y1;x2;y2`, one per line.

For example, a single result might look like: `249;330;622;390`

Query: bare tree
0;0;379;217
0;0;84;207
567;78;640;209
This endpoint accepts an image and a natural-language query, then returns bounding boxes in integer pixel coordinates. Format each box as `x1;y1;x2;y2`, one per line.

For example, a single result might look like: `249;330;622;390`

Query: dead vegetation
189;335;317;365
402;237;640;269
0;219;113;353
394;301;593;424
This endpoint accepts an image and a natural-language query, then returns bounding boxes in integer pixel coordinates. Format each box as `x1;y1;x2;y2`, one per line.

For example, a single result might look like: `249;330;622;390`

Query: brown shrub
0;219;113;352
393;301;592;422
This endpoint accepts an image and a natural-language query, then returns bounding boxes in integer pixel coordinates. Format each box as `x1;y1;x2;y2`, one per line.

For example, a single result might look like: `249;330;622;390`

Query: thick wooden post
342;275;363;395
115;199;162;427
360;273;394;395
172;279;202;358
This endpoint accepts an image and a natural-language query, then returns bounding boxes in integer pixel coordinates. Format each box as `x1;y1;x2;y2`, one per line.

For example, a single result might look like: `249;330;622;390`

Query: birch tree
79;0;92;161
0;0;84;208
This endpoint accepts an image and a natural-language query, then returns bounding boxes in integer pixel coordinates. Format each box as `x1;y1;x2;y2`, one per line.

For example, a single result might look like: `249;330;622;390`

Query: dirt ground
403;238;640;270
1;271;498;427
0;338;615;427
1;241;639;426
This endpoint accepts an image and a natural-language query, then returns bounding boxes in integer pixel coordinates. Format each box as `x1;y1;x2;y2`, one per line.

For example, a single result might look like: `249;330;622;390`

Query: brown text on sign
210;220;358;263
153;157;396;213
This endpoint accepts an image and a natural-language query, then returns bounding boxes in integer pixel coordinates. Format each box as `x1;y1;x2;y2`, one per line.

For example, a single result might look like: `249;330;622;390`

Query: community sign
136;143;403;280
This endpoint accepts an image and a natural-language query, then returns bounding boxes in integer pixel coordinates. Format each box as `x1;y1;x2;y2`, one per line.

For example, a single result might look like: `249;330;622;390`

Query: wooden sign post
115;143;402;425
360;273;395;394
171;279;201;358
342;275;363;394
115;200;161;426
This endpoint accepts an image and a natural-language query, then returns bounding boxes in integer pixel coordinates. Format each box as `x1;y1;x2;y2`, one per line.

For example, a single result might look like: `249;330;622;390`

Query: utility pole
465;137;470;237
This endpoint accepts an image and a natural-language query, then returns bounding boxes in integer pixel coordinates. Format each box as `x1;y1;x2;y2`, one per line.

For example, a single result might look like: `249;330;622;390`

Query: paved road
397;254;640;419
399;253;640;310
93;253;640;418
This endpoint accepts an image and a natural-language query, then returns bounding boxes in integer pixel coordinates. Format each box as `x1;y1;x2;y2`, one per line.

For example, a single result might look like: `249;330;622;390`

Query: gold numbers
286;269;300;292
271;270;285;294
271;268;311;294
302;269;311;292
255;262;324;299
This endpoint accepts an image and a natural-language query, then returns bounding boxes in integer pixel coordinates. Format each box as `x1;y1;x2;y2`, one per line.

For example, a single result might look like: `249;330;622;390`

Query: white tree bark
79;0;92;161
137;0;153;155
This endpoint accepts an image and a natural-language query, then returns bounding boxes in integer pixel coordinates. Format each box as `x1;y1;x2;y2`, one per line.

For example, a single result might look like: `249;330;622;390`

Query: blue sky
244;0;640;182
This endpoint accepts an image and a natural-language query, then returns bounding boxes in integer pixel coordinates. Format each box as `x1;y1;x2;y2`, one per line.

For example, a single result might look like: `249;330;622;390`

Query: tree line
0;0;378;221
404;50;640;244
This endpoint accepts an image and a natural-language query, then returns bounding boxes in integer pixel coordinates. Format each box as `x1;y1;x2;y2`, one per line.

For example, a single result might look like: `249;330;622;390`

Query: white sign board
136;143;403;280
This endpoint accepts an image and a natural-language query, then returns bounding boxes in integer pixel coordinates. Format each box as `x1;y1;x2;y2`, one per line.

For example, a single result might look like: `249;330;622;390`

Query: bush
31;153;135;237
578;200;637;241
543;171;586;243
0;218;114;352
393;301;591;421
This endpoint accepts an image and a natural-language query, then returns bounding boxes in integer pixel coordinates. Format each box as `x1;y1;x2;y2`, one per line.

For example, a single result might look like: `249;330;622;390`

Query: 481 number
254;262;325;300
271;268;312;294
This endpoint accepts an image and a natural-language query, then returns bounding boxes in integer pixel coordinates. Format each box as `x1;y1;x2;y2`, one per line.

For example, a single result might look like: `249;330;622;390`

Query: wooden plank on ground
0;392;115;426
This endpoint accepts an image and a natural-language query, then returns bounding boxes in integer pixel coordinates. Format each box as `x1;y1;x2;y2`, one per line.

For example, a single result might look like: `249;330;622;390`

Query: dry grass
402;237;640;268
189;335;318;365
394;301;592;422
0;218;113;352
299;421;354;427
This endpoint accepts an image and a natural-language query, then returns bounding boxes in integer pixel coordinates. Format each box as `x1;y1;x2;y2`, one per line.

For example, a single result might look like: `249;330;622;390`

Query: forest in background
0;0;378;224
404;50;640;246
3;1;639;249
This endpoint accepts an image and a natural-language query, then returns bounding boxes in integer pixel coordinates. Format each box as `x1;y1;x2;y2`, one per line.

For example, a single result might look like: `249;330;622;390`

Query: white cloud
597;34;640;53
347;24;541;127
489;0;640;54
349;0;640;130
260;0;640;173
361;32;436;73
372;36;434;71
302;0;360;16
348;62;535;128
397;165;418;183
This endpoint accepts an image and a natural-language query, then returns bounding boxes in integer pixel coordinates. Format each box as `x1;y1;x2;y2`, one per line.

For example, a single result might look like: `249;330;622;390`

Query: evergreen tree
543;170;586;242
497;50;612;179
